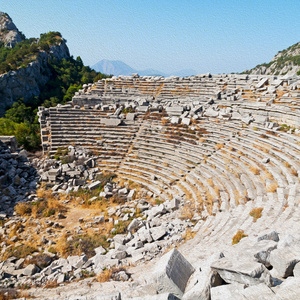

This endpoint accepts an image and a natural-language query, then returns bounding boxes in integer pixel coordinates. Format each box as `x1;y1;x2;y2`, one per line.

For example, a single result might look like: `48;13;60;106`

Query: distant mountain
244;41;300;76
91;59;197;77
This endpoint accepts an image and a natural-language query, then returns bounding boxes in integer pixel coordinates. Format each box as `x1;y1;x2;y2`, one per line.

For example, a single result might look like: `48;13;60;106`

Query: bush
3;245;37;260
56;233;110;258
232;230;248;245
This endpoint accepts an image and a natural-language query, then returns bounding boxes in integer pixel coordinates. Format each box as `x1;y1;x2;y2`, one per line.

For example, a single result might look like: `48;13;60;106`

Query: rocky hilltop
0;12;70;117
245;41;300;75
0;12;24;48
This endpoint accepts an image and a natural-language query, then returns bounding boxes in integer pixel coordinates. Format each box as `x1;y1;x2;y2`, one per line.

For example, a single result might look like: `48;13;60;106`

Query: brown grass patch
182;227;196;241
249;165;260;175
267;182;278;193
216;143;224;150
232;230;248;245
97;268;113;282
249;207;263;222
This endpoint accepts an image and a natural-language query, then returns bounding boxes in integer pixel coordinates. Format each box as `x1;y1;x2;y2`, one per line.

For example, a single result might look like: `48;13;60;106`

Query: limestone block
211;257;273;286
170;117;180;124
293;262;300;277
128;219;140;233
273;277;300;299
87;180;101;190
23;264;38;276
129;294;180;300
210;283;247;300
153;248;195;298
182;117;191;126
203;107;219;118
150;226;167;241
269;247;300;277
258;231;279;242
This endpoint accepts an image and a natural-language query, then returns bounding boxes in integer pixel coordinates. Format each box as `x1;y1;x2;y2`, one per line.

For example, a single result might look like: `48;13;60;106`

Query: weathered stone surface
258;231;279;242
23;264;38;276
269;247;300;278
153;248;195;298
273;277;300;299
211;257;273;286
293;262;300;277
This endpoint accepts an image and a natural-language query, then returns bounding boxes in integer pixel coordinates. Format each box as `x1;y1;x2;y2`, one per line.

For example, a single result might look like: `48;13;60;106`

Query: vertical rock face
0;12;71;116
0;12;24;47
0;40;70;116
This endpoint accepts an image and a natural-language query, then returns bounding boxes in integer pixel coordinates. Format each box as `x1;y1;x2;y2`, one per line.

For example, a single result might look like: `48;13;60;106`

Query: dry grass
267;182;278;193
232;230;248;245
180;203;195;221
284;162;291;168
249;165;260;175
207;178;214;187
249;207;263;222
231;189;239;205
216;143;224;150
264;171;274;180
291;168;298;176
97;269;113;282
182;227;196;241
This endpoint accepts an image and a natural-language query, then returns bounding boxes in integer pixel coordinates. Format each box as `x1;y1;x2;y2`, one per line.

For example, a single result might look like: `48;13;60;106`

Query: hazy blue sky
2;0;299;74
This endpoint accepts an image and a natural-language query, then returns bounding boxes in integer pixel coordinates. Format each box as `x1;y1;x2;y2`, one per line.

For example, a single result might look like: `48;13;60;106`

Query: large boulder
153;248;195;298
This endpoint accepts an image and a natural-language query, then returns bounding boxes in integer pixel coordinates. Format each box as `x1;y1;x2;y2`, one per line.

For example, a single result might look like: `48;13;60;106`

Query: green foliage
279;123;294;132
112;220;130;235
64;234;109;258
3;244;37;260
0;118;40;151
0;31;110;151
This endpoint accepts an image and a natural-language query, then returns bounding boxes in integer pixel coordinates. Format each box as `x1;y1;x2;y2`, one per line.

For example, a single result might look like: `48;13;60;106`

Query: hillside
245;41;300;75
0;12;109;150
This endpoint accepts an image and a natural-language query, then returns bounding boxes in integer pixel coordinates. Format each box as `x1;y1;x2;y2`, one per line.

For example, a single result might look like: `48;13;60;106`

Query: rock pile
0;140;38;216
0;189;193;289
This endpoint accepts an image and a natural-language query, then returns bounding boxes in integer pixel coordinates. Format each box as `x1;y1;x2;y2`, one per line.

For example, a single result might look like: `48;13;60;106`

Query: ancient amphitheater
30;73;300;298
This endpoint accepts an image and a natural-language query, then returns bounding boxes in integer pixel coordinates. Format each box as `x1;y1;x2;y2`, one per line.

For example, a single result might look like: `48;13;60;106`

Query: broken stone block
23;264;38;276
257;231;279;242
153;248;195;298
87;180;101;190
150;226;167;241
211;257;273;287
269;247;300;277
128;219;140;233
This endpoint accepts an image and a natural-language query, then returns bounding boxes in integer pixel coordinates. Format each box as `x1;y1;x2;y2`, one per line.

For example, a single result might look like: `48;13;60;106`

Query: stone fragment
153;248;195;298
269;247;300;277
258;231;279;242
23;264;38;276
128;219;140;233
293;262;300;277
150;226;167;241
87;180;101;190
211;257;273;286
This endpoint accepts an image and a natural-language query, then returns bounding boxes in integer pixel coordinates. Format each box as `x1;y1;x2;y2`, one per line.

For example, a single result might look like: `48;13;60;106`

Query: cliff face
0;40;70;116
0;12;71;116
245;42;300;76
0;12;24;47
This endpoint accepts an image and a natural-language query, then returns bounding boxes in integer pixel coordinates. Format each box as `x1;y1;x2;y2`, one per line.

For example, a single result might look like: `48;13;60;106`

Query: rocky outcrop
0;12;24;47
0;40;70;116
245;41;300;75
